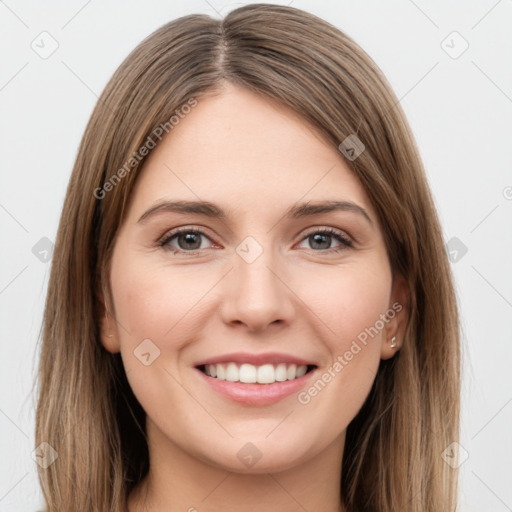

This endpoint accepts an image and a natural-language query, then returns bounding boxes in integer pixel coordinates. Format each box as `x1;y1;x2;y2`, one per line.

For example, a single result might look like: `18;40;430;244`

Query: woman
35;4;461;511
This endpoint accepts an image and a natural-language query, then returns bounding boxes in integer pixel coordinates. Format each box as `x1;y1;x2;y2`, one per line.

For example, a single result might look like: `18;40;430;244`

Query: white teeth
257;364;275;384
274;363;288;382
208;364;217;378
202;362;311;384
296;365;307;378
239;363;257;383
225;362;238;382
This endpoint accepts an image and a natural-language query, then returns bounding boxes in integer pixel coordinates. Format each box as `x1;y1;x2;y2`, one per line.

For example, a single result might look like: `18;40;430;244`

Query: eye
159;228;215;253
158;226;353;255
297;227;353;253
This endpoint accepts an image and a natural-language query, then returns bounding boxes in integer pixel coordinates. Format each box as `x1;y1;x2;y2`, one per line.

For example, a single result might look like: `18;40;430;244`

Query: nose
220;244;295;333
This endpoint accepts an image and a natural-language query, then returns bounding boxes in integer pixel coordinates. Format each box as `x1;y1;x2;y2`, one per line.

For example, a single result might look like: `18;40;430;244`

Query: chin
194;436;314;475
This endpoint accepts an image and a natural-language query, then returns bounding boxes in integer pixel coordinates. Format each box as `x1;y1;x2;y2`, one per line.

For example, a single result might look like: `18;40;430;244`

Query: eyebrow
137;199;373;226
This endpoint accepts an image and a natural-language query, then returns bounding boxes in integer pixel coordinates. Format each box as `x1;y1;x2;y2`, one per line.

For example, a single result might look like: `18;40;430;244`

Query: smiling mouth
196;362;317;384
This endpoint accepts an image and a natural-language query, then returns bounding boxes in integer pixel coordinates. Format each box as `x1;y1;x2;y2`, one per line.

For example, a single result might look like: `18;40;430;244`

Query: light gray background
1;1;511;510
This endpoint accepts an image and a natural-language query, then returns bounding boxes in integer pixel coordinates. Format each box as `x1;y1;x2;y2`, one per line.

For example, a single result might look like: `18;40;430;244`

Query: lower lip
194;367;317;406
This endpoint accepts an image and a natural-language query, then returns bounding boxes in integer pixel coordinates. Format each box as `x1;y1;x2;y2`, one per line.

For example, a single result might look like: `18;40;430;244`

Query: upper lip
194;352;317;368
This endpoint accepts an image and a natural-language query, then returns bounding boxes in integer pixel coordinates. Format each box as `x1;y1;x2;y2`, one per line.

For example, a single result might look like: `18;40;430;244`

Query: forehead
125;84;375;223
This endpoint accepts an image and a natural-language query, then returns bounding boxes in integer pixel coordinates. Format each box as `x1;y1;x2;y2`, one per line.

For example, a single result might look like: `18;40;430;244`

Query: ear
380;272;409;360
96;280;121;354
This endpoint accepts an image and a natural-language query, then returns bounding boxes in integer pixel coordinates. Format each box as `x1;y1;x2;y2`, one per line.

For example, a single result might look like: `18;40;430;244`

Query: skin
100;82;408;512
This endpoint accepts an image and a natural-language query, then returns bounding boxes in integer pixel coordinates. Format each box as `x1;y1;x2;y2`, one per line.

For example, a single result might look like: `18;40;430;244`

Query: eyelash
158;226;354;255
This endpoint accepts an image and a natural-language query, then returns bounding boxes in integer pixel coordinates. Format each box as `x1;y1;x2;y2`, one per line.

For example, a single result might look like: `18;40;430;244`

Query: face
101;83;407;474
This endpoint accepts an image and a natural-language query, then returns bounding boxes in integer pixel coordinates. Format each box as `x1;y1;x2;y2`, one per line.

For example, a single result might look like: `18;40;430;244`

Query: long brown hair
35;4;461;511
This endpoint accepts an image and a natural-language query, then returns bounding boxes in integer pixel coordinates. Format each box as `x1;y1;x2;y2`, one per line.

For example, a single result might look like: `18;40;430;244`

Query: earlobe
100;313;121;353
381;272;409;360
381;335;400;360
96;283;120;353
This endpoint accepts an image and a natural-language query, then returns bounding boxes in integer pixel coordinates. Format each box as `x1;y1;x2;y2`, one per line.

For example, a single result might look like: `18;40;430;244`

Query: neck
128;418;346;512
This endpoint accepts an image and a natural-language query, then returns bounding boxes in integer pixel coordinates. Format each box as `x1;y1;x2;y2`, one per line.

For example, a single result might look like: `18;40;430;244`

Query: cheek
291;261;391;415
110;251;209;346
109;253;212;420
298;259;392;351
111;246;392;362
106;240;393;467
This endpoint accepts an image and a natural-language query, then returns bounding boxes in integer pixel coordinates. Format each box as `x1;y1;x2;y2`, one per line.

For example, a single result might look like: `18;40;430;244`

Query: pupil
311;233;330;250
176;233;332;251
179;232;201;250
